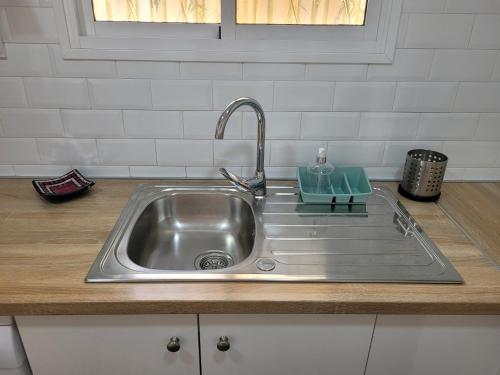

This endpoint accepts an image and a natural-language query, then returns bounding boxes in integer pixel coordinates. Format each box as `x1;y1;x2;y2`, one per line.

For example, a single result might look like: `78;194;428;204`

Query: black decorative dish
32;169;95;201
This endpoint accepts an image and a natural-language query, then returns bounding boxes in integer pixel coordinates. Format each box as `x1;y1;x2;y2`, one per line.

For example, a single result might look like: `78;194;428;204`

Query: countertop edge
3;301;500;316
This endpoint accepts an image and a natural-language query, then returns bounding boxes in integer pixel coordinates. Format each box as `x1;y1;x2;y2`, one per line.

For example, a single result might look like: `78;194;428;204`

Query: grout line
153;138;158;166
489;50;500;81
466;14;476;48
119;109;126;137
427;49;437;81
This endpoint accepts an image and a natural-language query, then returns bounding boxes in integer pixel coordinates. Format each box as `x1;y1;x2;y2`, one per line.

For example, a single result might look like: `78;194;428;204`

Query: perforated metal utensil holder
398;149;448;202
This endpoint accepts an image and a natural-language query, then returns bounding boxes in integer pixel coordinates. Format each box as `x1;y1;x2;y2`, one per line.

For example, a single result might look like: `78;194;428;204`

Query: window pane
236;0;367;25
92;0;221;23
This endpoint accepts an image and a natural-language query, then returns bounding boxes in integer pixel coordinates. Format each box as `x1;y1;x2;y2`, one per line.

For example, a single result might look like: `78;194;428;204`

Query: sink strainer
195;251;234;270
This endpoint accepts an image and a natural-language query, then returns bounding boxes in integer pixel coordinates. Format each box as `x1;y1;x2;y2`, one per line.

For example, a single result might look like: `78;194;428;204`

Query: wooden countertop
438;183;500;266
0;179;499;316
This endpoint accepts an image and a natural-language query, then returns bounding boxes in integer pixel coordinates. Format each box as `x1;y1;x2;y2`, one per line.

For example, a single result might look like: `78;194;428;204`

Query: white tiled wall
0;0;500;180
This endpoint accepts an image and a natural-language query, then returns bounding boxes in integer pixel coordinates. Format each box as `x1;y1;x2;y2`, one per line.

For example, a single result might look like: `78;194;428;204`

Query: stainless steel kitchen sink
86;185;463;283
127;192;255;270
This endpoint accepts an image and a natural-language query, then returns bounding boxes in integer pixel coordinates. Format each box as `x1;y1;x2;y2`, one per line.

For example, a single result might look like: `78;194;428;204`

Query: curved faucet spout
215;97;266;197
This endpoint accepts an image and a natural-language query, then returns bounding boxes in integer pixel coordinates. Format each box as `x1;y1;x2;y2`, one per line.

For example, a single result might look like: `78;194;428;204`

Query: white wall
0;0;499;180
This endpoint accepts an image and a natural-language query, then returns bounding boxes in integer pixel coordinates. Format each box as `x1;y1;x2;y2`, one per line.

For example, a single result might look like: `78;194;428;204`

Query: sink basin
87;184;462;283
127;193;255;270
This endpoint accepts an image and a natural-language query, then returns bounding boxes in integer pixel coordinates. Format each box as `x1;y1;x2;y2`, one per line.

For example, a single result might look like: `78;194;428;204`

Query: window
237;0;367;25
53;0;402;63
92;0;221;23
90;0;366;25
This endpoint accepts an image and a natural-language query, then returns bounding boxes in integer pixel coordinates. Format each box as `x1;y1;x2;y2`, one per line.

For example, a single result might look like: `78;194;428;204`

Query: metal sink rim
86;184;463;284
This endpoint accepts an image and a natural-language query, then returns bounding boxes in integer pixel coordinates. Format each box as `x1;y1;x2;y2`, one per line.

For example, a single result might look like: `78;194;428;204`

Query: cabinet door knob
167;336;181;352
217;336;230;352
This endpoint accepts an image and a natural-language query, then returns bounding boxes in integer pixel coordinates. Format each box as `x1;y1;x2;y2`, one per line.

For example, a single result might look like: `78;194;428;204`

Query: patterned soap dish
32;169;95;201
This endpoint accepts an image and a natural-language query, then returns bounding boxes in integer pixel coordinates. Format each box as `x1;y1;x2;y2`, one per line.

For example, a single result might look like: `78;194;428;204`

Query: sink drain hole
195;251;234;270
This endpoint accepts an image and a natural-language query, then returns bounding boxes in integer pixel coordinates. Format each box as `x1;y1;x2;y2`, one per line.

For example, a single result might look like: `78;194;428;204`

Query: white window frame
54;0;402;63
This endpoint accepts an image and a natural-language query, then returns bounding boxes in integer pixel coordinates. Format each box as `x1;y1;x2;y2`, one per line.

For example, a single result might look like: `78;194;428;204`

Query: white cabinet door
199;314;376;375
365;315;500;375
16;315;199;375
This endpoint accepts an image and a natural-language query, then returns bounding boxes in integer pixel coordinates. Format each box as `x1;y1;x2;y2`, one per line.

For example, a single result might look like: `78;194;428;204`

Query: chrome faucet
215;97;266;197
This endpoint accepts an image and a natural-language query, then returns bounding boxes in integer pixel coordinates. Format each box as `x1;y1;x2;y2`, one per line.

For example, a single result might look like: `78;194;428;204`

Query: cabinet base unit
199;314;376;375
365;315;500;375
16;315;199;375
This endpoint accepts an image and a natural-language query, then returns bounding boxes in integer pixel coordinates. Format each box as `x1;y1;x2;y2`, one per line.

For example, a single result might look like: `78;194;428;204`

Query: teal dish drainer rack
297;166;373;204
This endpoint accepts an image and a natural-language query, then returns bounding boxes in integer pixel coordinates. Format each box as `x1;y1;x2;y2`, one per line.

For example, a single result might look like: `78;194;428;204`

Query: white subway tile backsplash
156;140;213;166
152;80;212;110
470;16;500;49
243;63;304;81
89;79;151;109
3;7;57;43
184;111;241;139
37;138;98;164
124;110;182;138
130;166;186;178
402;0;446;12
359;113;419;140
454;83;500;112
394;83;457;112
404;14;473;48
492;54;500;81
476;114;500;141
444;168;465;181
383;141;442;165
242;112;300;139
214;140;270;167
327;141;385;166
364;166;403;180
430;50;497;82
305;64;367;81
97;139;156;165
274;82;334;111
0;44;51;76
186;166;239;178
182;63;242;80
0;77;27;107
300;112;359;140
0;138;40;164
49;46;116;78
334;82;396;111
73;165;131;178
446;0;500;13
270;140;327;166
0;165;15;176
463;168;500;181
214;81;273;110
61;110;124;138
117;61;179;79
367;50;433;81
443;141;499;167
24;77;90;109
417;114;479;140
242;166;296;179
14;164;70;177
0;3;499;181
396;14;409;48
0;108;63;137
